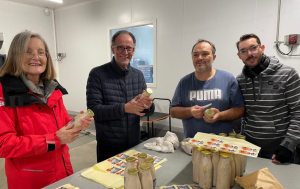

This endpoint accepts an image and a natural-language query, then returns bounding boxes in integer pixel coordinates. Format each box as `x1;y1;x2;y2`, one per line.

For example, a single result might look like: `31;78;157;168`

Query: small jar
124;157;137;186
139;164;153;189
68;109;94;128
199;151;213;189
219;133;227;137
144;157;156;188
216;153;231;189
193;147;204;183
211;149;219;187
125;168;141;189
204;109;214;118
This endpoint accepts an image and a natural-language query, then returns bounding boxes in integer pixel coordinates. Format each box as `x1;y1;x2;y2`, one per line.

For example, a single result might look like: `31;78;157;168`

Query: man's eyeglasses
25;52;48;58
238;45;260;56
113;45;135;53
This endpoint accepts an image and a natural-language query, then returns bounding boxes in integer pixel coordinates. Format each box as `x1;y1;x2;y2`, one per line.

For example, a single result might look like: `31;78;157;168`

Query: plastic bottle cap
128;168;139;175
87;109;94;117
126;157;136;162
201;150;211;155
144;157;154;163
138;153;147;159
220;153;230;158
219;133;227;137
140;164;151;170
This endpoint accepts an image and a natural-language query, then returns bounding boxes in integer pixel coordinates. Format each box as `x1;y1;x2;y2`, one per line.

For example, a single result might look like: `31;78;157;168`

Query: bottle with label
144;157;156;188
227;136;236;186
124;157;137;187
193;147;204;183
204;109;214;118
139;164;153;189
216;153;231;189
139;88;153;99
67;109;94;128
211;149;219;187
237;135;247;174
199;151;213;189
125;168;141;189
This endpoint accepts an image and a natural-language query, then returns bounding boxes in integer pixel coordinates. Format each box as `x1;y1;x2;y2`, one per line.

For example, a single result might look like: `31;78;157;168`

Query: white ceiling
1;0;99;9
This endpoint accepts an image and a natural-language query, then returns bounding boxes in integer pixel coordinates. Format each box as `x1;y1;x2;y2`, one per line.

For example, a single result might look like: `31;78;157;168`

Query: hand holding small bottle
56;123;82;145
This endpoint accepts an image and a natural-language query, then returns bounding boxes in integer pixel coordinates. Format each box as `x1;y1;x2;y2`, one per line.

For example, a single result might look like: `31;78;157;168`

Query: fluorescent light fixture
49;0;63;3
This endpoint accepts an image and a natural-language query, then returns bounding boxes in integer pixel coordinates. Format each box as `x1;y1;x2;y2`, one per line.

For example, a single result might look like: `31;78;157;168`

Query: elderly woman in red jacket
0;31;93;189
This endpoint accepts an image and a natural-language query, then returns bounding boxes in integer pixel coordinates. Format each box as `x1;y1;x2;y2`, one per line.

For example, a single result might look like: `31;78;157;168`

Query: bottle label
153;179;156;188
67;118;75;125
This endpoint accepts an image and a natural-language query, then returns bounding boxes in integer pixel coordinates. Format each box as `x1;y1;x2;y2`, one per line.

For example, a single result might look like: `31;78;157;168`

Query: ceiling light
49;0;63;3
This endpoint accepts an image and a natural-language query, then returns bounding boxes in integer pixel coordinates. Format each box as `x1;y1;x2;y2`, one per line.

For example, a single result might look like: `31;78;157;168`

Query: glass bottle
238;135;247;174
193;147;204;183
125;168;141;189
216;153;231;189
140;88;153;99
144;157;156;188
204;109;214;118
229;132;237;138
68;109;94;128
124;157;136;186
227;136;236;186
199;151;213;189
138;153;147;168
139;164;153;189
211;149;219;187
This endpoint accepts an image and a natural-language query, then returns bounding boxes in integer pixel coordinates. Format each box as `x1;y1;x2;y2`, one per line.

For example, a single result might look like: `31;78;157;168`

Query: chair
140;98;171;138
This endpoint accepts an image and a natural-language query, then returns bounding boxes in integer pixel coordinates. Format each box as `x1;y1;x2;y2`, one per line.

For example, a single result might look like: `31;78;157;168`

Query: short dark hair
191;39;216;55
111;30;136;46
236;33;261;50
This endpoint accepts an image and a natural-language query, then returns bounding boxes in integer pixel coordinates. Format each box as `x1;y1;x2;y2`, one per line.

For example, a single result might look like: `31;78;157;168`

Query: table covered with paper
43;136;300;189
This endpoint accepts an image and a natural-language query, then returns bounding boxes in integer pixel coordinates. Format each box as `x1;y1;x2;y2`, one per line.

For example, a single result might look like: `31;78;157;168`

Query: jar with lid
193;147;204;183
139;164;153;189
199;151;213;189
238;135;247;174
211;149;219;187
124;157;137;186
125;168;141;189
144;157;156;188
216;153;231;189
67;109;94;128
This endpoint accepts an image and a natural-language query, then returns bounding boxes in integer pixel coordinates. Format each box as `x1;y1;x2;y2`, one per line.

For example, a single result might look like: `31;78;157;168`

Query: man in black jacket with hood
86;30;154;162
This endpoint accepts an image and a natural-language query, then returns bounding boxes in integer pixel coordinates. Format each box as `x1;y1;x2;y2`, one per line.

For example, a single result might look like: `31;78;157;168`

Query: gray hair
191;39;216;55
111;30;136;46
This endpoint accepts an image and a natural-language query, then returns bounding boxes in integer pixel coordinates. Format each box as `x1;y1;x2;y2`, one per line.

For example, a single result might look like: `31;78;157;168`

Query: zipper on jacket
50;107;69;177
28;92;69;176
251;78;256;101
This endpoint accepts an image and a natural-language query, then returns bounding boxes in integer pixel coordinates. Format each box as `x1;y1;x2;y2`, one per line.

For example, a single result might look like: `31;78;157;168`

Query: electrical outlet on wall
284;34;300;45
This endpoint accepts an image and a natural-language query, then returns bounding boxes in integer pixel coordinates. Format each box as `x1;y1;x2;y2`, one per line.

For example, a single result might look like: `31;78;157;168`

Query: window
108;19;157;88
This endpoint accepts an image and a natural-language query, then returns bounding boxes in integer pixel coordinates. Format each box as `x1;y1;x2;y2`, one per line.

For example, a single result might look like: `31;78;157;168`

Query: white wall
54;0;300;128
0;1;56;71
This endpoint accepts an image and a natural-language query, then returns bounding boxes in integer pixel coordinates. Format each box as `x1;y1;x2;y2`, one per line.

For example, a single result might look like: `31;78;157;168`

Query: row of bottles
124;153;156;189
192;133;247;189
